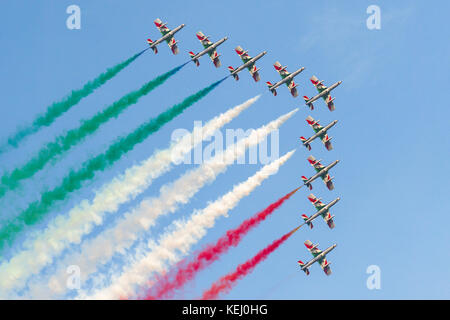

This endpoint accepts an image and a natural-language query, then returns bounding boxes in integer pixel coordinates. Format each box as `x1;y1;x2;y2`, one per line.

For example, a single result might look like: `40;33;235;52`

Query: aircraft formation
146;18;343;278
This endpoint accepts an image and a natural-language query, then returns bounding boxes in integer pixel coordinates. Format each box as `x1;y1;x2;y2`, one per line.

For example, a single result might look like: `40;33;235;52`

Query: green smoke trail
0;49;148;153
0;63;185;198
0;78;225;252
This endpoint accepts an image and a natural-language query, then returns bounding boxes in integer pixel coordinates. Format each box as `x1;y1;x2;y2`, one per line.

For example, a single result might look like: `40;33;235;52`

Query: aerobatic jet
147;18;185;55
303;76;342;111
298;240;337;276
301;194;340;229
266;61;305;97
301;156;339;191
300;116;338;151
189;31;228;67
228;46;266;82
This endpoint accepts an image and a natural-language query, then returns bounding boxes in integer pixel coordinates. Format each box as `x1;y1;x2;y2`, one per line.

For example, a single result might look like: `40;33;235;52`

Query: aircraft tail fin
303;96;314;110
228;66;239;80
147;39;158;54
301;176;312;190
301;214;313;229
266;82;277;96
298;260;310;275
189;51;199;66
300;137;311;150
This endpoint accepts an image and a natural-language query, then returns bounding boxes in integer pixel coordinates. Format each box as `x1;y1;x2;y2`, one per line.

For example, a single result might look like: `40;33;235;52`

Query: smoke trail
144;186;302;299
0;64;185;198
0;96;260;295
87;151;295;300
26;110;297;299
0;79;224;253
201;225;301;300
0;49;147;153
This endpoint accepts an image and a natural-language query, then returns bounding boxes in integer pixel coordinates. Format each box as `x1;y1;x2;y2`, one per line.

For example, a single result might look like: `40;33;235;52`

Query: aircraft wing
304;240;322;257
207;48;221;67
319;257;332;275
235;46;252;64
274;61;290;78
196;31;213;49
306;116;323;133
322;173;334;191
320;133;333;151
154;18;170;36
166;37;179;55
322;93;336;111
307;155;325;171
310;75;327;92
307;194;325;210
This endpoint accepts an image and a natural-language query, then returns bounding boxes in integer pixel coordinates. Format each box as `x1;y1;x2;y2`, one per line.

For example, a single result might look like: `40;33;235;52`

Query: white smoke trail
0;96;260;296
26;108;297;299
87;150;295;299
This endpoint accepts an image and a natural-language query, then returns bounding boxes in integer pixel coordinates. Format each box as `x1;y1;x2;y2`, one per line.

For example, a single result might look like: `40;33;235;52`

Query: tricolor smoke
144;186;302;299
27;109;297;299
0;79;224;252
0;63;185;198
0;49;147;153
201;226;301;300
0;96;260;295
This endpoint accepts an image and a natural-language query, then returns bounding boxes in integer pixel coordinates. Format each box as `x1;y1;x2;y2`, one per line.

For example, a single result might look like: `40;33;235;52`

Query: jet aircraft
300;116;338;151
147;18;185;55
266;61;305;97
303;76;342;111
298;240;337;275
228;46;266;82
189;31;228;67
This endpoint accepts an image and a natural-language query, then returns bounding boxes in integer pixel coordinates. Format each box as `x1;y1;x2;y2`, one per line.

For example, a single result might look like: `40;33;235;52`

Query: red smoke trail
201;225;301;300
145;186;301;300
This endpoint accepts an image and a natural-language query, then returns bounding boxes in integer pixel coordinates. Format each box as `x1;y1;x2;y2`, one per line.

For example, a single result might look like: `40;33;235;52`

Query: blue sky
0;0;449;299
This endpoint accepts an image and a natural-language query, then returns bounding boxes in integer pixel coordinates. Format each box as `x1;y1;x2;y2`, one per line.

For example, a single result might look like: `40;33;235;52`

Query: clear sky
0;0;449;299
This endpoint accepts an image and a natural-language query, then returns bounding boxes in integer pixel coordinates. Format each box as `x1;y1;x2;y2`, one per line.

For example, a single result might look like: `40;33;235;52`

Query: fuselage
301;244;337;270
303;120;338;145
150;24;185;47
192;37;228;60
306;160;339;185
305;198;340;224
231;51;267;75
270;67;305;89
306;81;342;104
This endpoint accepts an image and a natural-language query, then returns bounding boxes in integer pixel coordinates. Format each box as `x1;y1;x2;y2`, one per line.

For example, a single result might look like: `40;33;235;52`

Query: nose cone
336;197;341;201
181;24;186;27
224;36;229;40
336;160;340;163
263;51;267;55
334;120;338;124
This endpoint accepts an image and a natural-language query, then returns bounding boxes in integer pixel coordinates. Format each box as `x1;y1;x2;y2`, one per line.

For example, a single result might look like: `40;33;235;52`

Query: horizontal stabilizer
301;214;313;229
303;96;314;110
